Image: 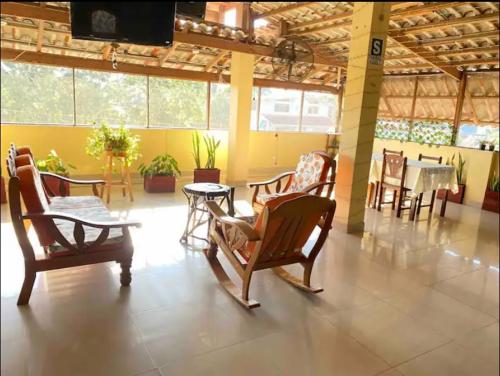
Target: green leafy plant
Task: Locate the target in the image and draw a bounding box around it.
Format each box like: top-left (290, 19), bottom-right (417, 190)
top-left (450, 153), bottom-right (466, 185)
top-left (35, 149), bottom-right (75, 176)
top-left (191, 131), bottom-right (221, 169)
top-left (488, 171), bottom-right (500, 192)
top-left (85, 122), bottom-right (140, 166)
top-left (138, 154), bottom-right (181, 177)
top-left (203, 134), bottom-right (221, 169)
top-left (192, 131), bottom-right (202, 169)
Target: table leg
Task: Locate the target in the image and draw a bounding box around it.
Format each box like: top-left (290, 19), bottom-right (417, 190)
top-left (440, 189), bottom-right (449, 217)
top-left (228, 187), bottom-right (235, 217)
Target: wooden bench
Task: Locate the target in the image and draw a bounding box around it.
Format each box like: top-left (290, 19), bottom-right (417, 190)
top-left (6, 145), bottom-right (141, 305)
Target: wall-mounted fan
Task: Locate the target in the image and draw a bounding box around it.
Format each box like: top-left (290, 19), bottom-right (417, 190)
top-left (271, 36), bottom-right (314, 82)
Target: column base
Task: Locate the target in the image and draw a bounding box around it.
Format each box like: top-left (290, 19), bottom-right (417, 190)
top-left (332, 219), bottom-right (365, 234)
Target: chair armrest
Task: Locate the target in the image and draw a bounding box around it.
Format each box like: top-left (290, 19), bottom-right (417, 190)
top-left (205, 201), bottom-right (260, 241)
top-left (304, 181), bottom-right (335, 194)
top-left (23, 211), bottom-right (142, 229)
top-left (248, 171), bottom-right (295, 188)
top-left (40, 172), bottom-right (105, 185)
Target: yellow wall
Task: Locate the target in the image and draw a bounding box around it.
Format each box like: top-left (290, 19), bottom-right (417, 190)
top-left (373, 139), bottom-right (498, 207)
top-left (0, 124), bottom-right (326, 181)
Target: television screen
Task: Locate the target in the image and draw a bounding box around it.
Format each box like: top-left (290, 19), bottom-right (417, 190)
top-left (70, 2), bottom-right (176, 46)
top-left (176, 2), bottom-right (206, 20)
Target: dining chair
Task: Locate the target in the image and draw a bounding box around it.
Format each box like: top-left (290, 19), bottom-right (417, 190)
top-left (416, 153), bottom-right (443, 217)
top-left (377, 154), bottom-right (416, 218)
top-left (372, 148), bottom-right (404, 208)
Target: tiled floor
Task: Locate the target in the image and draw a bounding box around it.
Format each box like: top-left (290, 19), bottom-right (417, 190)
top-left (1, 187), bottom-right (498, 376)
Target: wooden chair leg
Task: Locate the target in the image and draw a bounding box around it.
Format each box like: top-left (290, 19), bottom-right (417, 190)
top-left (396, 189), bottom-right (404, 218)
top-left (272, 266), bottom-right (323, 294)
top-left (391, 190), bottom-right (397, 210)
top-left (416, 193), bottom-right (423, 215)
top-left (119, 259), bottom-right (132, 286)
top-left (17, 270), bottom-right (36, 305)
top-left (429, 190), bottom-right (436, 214)
top-left (203, 249), bottom-right (260, 309)
top-left (377, 185), bottom-right (384, 211)
top-left (409, 197), bottom-right (417, 221)
top-left (372, 182), bottom-right (379, 209)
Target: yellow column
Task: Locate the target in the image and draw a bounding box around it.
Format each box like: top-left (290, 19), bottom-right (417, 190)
top-left (226, 52), bottom-right (254, 186)
top-left (334, 2), bottom-right (391, 233)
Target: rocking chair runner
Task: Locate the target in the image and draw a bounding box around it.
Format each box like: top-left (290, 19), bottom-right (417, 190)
top-left (204, 191), bottom-right (336, 309)
top-left (249, 151), bottom-right (335, 213)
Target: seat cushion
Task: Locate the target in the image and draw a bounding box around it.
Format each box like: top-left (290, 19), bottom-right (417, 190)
top-left (48, 199), bottom-right (124, 256)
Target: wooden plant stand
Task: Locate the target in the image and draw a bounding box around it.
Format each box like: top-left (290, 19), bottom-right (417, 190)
top-left (101, 151), bottom-right (134, 204)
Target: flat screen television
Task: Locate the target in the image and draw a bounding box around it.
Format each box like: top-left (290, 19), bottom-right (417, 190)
top-left (176, 2), bottom-right (206, 20)
top-left (70, 2), bottom-right (177, 46)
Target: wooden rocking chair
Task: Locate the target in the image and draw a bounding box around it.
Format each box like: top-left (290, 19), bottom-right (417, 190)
top-left (249, 151), bottom-right (335, 213)
top-left (204, 192), bottom-right (336, 309)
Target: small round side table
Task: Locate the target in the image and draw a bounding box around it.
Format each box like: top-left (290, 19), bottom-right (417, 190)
top-left (180, 183), bottom-right (235, 244)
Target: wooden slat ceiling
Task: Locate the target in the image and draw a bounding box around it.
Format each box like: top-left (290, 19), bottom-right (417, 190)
top-left (0, 2), bottom-right (499, 88)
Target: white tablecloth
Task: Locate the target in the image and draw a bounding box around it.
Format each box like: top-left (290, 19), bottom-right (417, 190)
top-left (370, 153), bottom-right (458, 195)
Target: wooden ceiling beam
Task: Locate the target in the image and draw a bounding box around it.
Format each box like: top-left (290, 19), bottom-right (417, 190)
top-left (205, 50), bottom-right (227, 71)
top-left (388, 32), bottom-right (462, 80)
top-left (0, 48), bottom-right (337, 93)
top-left (253, 2), bottom-right (319, 20)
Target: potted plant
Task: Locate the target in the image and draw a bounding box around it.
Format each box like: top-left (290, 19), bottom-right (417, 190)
top-left (35, 149), bottom-right (76, 196)
top-left (1, 175), bottom-right (6, 204)
top-left (86, 122), bottom-right (140, 167)
top-left (482, 172), bottom-right (500, 213)
top-left (138, 154), bottom-right (181, 193)
top-left (479, 139), bottom-right (488, 150)
top-left (192, 131), bottom-right (221, 183)
top-left (437, 153), bottom-right (466, 204)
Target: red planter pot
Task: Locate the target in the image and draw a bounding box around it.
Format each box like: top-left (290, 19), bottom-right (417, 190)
top-left (482, 188), bottom-right (500, 213)
top-left (43, 175), bottom-right (70, 197)
top-left (1, 176), bottom-right (7, 204)
top-left (193, 168), bottom-right (220, 184)
top-left (143, 175), bottom-right (176, 193)
top-left (437, 184), bottom-right (466, 204)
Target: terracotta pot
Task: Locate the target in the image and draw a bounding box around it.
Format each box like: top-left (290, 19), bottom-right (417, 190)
top-left (143, 175), bottom-right (176, 193)
top-left (43, 175), bottom-right (70, 197)
top-left (1, 176), bottom-right (7, 204)
top-left (482, 188), bottom-right (500, 213)
top-left (193, 168), bottom-right (220, 184)
top-left (437, 184), bottom-right (465, 204)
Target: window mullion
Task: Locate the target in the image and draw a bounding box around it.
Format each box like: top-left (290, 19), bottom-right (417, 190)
top-left (298, 90), bottom-right (305, 132)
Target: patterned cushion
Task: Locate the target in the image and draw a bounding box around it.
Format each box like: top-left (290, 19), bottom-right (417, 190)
top-left (255, 192), bottom-right (292, 206)
top-left (289, 153), bottom-right (327, 192)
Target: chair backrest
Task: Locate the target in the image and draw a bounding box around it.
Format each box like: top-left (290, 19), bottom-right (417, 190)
top-left (15, 164), bottom-right (55, 246)
top-left (383, 148), bottom-right (403, 156)
top-left (289, 151), bottom-right (334, 192)
top-left (381, 154), bottom-right (408, 188)
top-left (250, 193), bottom-right (335, 264)
top-left (418, 153), bottom-right (442, 164)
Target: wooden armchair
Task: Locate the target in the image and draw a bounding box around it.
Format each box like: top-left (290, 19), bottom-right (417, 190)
top-left (8, 163), bottom-right (141, 305)
top-left (204, 192), bottom-right (336, 309)
top-left (8, 144), bottom-right (104, 197)
top-left (249, 151), bottom-right (335, 213)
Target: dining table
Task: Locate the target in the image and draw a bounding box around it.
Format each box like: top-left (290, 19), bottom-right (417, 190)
top-left (368, 152), bottom-right (458, 219)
